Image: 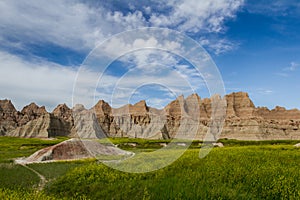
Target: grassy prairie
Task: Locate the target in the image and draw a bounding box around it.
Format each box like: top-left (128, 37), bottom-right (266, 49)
top-left (0, 137), bottom-right (72, 191)
top-left (46, 145), bottom-right (300, 200)
top-left (28, 160), bottom-right (94, 180)
top-left (0, 136), bottom-right (67, 163)
top-left (0, 163), bottom-right (40, 189)
top-left (1, 137), bottom-right (300, 199)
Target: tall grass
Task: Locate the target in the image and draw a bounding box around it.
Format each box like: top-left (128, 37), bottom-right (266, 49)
top-left (0, 137), bottom-right (67, 163)
top-left (1, 137), bottom-right (300, 199)
top-left (0, 188), bottom-right (88, 200)
top-left (0, 163), bottom-right (40, 189)
top-left (47, 145), bottom-right (300, 199)
top-left (28, 160), bottom-right (94, 180)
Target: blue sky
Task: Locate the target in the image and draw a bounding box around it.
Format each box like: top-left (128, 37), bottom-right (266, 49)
top-left (0, 0), bottom-right (299, 110)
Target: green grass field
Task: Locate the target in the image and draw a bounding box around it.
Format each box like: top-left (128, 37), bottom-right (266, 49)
top-left (1, 137), bottom-right (300, 199)
top-left (0, 137), bottom-right (67, 163)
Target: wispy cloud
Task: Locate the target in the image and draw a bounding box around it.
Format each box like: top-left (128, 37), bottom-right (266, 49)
top-left (257, 89), bottom-right (273, 95)
top-left (0, 0), bottom-right (244, 55)
top-left (0, 49), bottom-right (208, 110)
top-left (284, 62), bottom-right (299, 71)
top-left (245, 0), bottom-right (300, 16)
top-left (276, 61), bottom-right (299, 77)
top-left (149, 0), bottom-right (244, 33)
top-left (199, 37), bottom-right (240, 55)
top-left (0, 0), bottom-right (146, 52)
top-left (0, 0), bottom-right (243, 109)
top-left (0, 50), bottom-right (77, 110)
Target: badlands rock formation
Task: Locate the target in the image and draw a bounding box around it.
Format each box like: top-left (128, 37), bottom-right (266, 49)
top-left (15, 138), bottom-right (132, 164)
top-left (1, 92), bottom-right (300, 140)
top-left (0, 101), bottom-right (74, 138)
top-left (73, 104), bottom-right (106, 139)
top-left (221, 92), bottom-right (300, 140)
top-left (0, 100), bottom-right (18, 135)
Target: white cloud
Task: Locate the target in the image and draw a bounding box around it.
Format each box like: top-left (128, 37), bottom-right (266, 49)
top-left (257, 89), bottom-right (273, 95)
top-left (0, 38), bottom-right (211, 111)
top-left (149, 0), bottom-right (244, 33)
top-left (143, 6), bottom-right (152, 15)
top-left (94, 67), bottom-right (204, 108)
top-left (199, 37), bottom-right (239, 55)
top-left (0, 0), bottom-right (147, 51)
top-left (128, 50), bottom-right (179, 71)
top-left (0, 0), bottom-right (243, 54)
top-left (106, 10), bottom-right (146, 29)
top-left (0, 1), bottom-right (239, 109)
top-left (245, 0), bottom-right (300, 16)
top-left (0, 50), bottom-right (77, 111)
top-left (98, 35), bottom-right (183, 60)
top-left (284, 62), bottom-right (299, 71)
top-left (0, 50), bottom-right (122, 111)
top-left (276, 62), bottom-right (299, 77)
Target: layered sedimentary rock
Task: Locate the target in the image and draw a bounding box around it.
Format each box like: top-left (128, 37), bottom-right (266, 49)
top-left (225, 92), bottom-right (255, 118)
top-left (0, 100), bottom-right (51, 136)
top-left (93, 100), bottom-right (123, 137)
top-left (8, 113), bottom-right (73, 138)
top-left (18, 103), bottom-right (47, 126)
top-left (1, 91), bottom-right (300, 140)
top-left (221, 92), bottom-right (300, 140)
top-left (52, 104), bottom-right (73, 122)
top-left (0, 101), bottom-right (74, 138)
top-left (52, 103), bottom-right (75, 137)
top-left (0, 100), bottom-right (18, 135)
top-left (111, 100), bottom-right (166, 139)
top-left (73, 104), bottom-right (106, 139)
top-left (15, 138), bottom-right (132, 164)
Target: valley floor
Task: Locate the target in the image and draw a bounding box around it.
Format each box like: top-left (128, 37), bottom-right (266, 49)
top-left (1, 137), bottom-right (300, 199)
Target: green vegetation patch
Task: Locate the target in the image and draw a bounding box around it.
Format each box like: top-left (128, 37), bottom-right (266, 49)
top-left (46, 145), bottom-right (300, 200)
top-left (2, 136), bottom-right (300, 199)
top-left (0, 188), bottom-right (87, 200)
top-left (0, 163), bottom-right (40, 189)
top-left (0, 137), bottom-right (68, 163)
top-left (28, 159), bottom-right (94, 180)
top-left (218, 138), bottom-right (300, 146)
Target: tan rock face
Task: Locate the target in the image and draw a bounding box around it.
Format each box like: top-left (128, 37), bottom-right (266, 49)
top-left (0, 99), bottom-right (17, 115)
top-left (129, 100), bottom-right (149, 115)
top-left (52, 104), bottom-right (74, 137)
top-left (16, 138), bottom-right (132, 164)
top-left (9, 114), bottom-right (51, 138)
top-left (256, 106), bottom-right (300, 120)
top-left (0, 100), bottom-right (49, 135)
top-left (21, 103), bottom-right (47, 116)
top-left (52, 104), bottom-right (73, 122)
top-left (18, 103), bottom-right (47, 126)
top-left (8, 113), bottom-right (74, 138)
top-left (1, 91), bottom-right (300, 140)
top-left (225, 92), bottom-right (255, 118)
top-left (94, 100), bottom-right (111, 116)
top-left (111, 100), bottom-right (165, 139)
top-left (73, 104), bottom-right (106, 139)
top-left (2, 102), bottom-right (74, 138)
top-left (219, 92), bottom-right (300, 140)
top-left (93, 100), bottom-right (116, 136)
top-left (163, 96), bottom-right (184, 138)
top-left (0, 99), bottom-right (18, 135)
